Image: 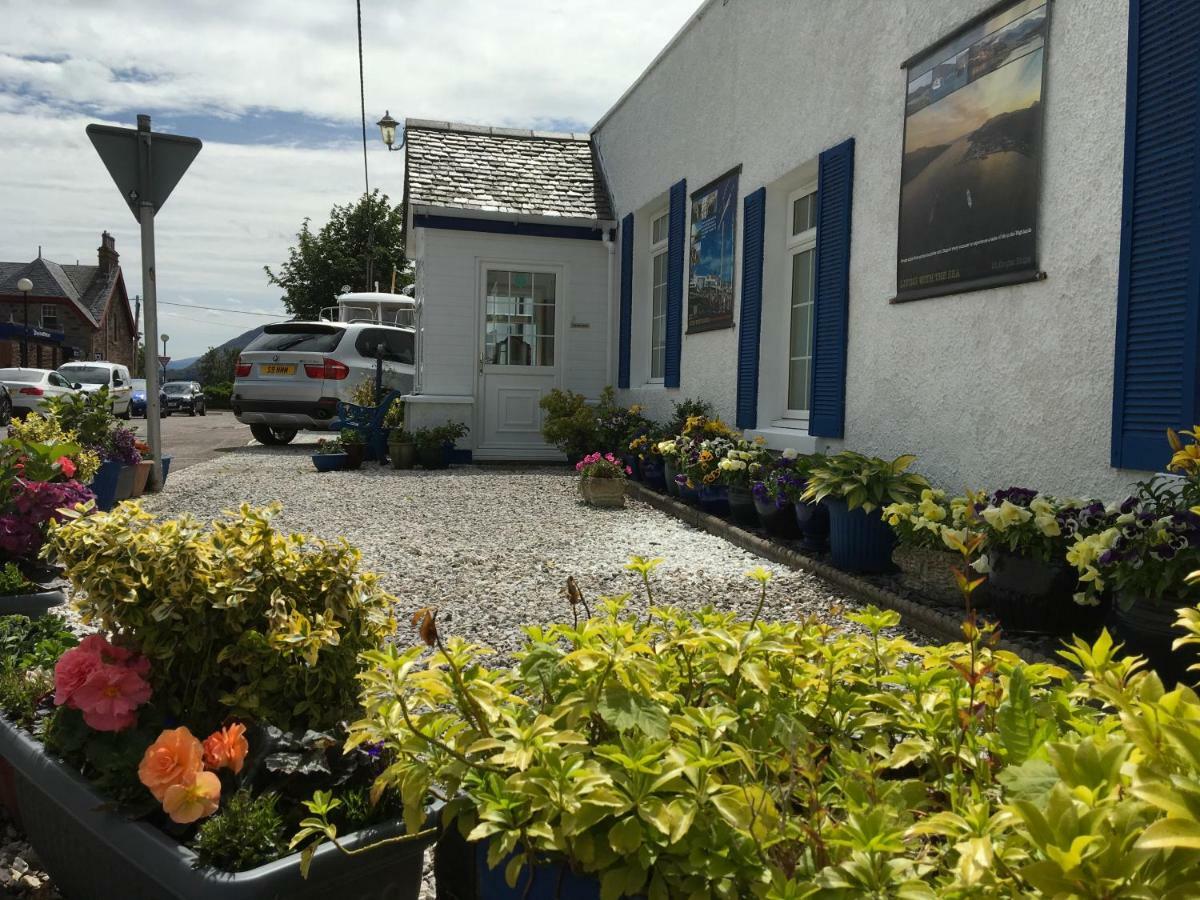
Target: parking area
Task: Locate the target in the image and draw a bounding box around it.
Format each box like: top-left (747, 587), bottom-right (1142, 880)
top-left (127, 409), bottom-right (253, 472)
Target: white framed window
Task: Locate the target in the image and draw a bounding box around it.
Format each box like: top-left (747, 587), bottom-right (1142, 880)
top-left (785, 184), bottom-right (817, 420)
top-left (41, 305), bottom-right (59, 329)
top-left (648, 210), bottom-right (669, 382)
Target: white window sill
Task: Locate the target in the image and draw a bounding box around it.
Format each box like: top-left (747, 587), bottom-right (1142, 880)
top-left (745, 424), bottom-right (820, 455)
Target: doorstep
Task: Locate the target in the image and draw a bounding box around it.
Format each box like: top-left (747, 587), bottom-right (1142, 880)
top-left (625, 481), bottom-right (1054, 664)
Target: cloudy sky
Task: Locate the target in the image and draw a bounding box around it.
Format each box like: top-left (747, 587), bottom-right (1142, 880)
top-left (0, 0), bottom-right (697, 360)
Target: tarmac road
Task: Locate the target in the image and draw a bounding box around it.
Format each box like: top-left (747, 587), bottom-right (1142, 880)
top-left (127, 408), bottom-right (252, 472)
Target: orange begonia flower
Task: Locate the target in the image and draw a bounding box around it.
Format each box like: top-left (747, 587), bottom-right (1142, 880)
top-left (203, 722), bottom-right (249, 775)
top-left (138, 727), bottom-right (204, 802)
top-left (162, 770), bottom-right (221, 824)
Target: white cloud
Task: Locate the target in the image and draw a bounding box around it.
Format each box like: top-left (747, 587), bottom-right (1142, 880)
top-left (0, 0), bottom-right (700, 357)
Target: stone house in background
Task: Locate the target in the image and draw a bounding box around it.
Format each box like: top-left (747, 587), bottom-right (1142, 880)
top-left (0, 232), bottom-right (137, 370)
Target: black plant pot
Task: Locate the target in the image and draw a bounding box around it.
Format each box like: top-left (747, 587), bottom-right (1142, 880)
top-left (793, 501), bottom-right (830, 552)
top-left (727, 487), bottom-right (759, 529)
top-left (753, 495), bottom-right (801, 539)
top-left (988, 549), bottom-right (1103, 636)
top-left (1111, 594), bottom-right (1199, 686)
top-left (343, 443), bottom-right (365, 470)
top-left (419, 443), bottom-right (451, 470)
top-left (698, 485), bottom-right (729, 517)
top-left (825, 498), bottom-right (895, 574)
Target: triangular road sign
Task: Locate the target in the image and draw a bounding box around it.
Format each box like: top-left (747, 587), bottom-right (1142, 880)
top-left (87, 123), bottom-right (202, 223)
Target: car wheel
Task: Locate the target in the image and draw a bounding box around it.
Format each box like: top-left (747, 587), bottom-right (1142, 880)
top-left (199, 404), bottom-right (206, 416)
top-left (116, 404), bottom-right (131, 420)
top-left (250, 424), bottom-right (298, 446)
top-left (189, 405), bottom-right (196, 417)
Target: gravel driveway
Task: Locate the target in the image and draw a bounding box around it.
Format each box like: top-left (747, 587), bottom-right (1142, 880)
top-left (142, 445), bottom-right (905, 657)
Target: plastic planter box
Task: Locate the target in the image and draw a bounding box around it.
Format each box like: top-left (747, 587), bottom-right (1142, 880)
top-left (0, 588), bottom-right (66, 618)
top-left (0, 716), bottom-right (437, 900)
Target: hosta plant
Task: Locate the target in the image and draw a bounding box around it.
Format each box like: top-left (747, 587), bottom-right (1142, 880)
top-left (296, 558), bottom-right (1200, 898)
top-left (802, 450), bottom-right (930, 513)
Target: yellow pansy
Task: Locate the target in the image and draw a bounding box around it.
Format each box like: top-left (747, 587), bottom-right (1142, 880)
top-left (980, 501), bottom-right (1032, 532)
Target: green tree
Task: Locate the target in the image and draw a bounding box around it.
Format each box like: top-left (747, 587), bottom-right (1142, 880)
top-left (196, 345), bottom-right (240, 386)
top-left (264, 190), bottom-right (409, 321)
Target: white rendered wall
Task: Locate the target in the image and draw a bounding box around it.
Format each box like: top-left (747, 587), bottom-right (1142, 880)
top-left (412, 225), bottom-right (611, 450)
top-left (594, 0), bottom-right (1139, 500)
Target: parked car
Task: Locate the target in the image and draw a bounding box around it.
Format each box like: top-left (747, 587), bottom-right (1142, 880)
top-left (233, 321), bottom-right (413, 445)
top-left (0, 368), bottom-right (78, 418)
top-left (57, 362), bottom-right (133, 419)
top-left (162, 381), bottom-right (206, 417)
top-left (128, 379), bottom-right (168, 418)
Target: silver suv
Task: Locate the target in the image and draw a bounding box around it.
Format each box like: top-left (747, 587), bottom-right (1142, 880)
top-left (232, 321), bottom-right (414, 445)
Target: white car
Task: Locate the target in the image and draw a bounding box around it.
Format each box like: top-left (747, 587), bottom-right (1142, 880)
top-left (0, 368), bottom-right (79, 417)
top-left (233, 321), bottom-right (414, 445)
top-left (57, 362), bottom-right (133, 419)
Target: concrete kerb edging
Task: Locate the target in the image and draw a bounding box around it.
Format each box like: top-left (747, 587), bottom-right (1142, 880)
top-left (626, 481), bottom-right (1054, 665)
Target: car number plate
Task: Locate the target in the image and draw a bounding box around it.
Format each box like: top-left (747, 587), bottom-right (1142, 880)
top-left (260, 364), bottom-right (295, 375)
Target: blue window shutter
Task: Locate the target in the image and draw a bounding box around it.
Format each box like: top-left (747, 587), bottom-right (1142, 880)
top-left (664, 179), bottom-right (687, 389)
top-left (1111, 1), bottom-right (1200, 471)
top-left (809, 138), bottom-right (855, 439)
top-left (617, 214), bottom-right (634, 389)
top-left (736, 187), bottom-right (766, 429)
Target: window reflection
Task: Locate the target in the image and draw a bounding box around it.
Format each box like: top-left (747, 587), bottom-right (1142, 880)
top-left (485, 270), bottom-right (556, 367)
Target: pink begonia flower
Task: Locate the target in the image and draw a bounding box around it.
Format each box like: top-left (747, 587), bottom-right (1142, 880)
top-left (625, 466), bottom-right (633, 475)
top-left (53, 642), bottom-right (104, 707)
top-left (56, 456), bottom-right (76, 478)
top-left (70, 664), bottom-right (153, 732)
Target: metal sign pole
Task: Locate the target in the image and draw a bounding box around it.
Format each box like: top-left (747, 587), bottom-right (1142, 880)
top-left (137, 116), bottom-right (164, 490)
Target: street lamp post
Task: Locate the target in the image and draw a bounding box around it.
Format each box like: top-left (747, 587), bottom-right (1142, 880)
top-left (16, 278), bottom-right (32, 367)
top-left (377, 111), bottom-right (403, 151)
top-left (161, 334), bottom-right (169, 382)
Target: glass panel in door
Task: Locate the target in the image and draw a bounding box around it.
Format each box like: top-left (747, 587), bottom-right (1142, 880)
top-left (484, 270), bottom-right (556, 367)
top-left (787, 249), bottom-right (815, 412)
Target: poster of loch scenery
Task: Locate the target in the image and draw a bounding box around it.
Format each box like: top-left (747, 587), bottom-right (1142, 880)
top-left (897, 0), bottom-right (1048, 301)
top-left (688, 168), bottom-right (739, 332)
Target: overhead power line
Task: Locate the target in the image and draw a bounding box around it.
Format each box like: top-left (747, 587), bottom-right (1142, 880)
top-left (157, 300), bottom-right (284, 318)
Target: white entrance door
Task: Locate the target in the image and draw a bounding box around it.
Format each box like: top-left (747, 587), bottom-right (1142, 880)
top-left (478, 267), bottom-right (560, 455)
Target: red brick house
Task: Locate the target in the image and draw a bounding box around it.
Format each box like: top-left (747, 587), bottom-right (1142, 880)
top-left (0, 232), bottom-right (137, 369)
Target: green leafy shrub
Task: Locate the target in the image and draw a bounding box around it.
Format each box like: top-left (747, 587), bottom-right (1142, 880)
top-left (294, 559), bottom-right (1200, 898)
top-left (203, 382), bottom-right (233, 410)
top-left (0, 613), bottom-right (77, 729)
top-left (667, 397), bottom-right (714, 436)
top-left (414, 421), bottom-right (468, 450)
top-left (803, 450), bottom-right (930, 512)
top-left (43, 388), bottom-right (116, 448)
top-left (44, 503), bottom-right (396, 733)
top-left (539, 388), bottom-right (598, 461)
top-left (0, 562), bottom-right (30, 596)
top-left (193, 790), bottom-right (286, 872)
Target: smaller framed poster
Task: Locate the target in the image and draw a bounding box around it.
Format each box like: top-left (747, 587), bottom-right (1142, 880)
top-left (687, 167), bottom-right (740, 332)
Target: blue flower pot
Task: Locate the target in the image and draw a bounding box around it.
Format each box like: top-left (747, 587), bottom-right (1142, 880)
top-left (663, 458), bottom-right (680, 497)
top-left (794, 500), bottom-right (830, 552)
top-left (754, 494), bottom-right (801, 538)
top-left (698, 484), bottom-right (729, 517)
top-left (87, 460), bottom-right (124, 512)
top-left (311, 452), bottom-right (348, 472)
top-left (825, 498), bottom-right (896, 573)
top-left (676, 477), bottom-right (699, 504)
top-left (640, 459), bottom-right (667, 493)
top-left (727, 486), bottom-right (759, 528)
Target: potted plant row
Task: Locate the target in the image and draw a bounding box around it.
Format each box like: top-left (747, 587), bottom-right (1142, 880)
top-left (413, 421), bottom-right (469, 470)
top-left (0, 503), bottom-right (438, 899)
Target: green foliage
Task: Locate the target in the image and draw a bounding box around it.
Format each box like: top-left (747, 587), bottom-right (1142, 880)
top-left (44, 503), bottom-right (396, 733)
top-left (414, 421), bottom-right (468, 449)
top-left (203, 382), bottom-right (233, 410)
top-left (196, 346), bottom-right (241, 387)
top-left (0, 666), bottom-right (52, 730)
top-left (350, 380), bottom-right (405, 429)
top-left (322, 558), bottom-right (1200, 898)
top-left (0, 562), bottom-right (30, 596)
top-left (339, 427), bottom-right (365, 447)
top-left (265, 190), bottom-right (409, 321)
top-left (43, 388), bottom-right (116, 449)
top-left (5, 417), bottom-right (101, 482)
top-left (803, 450), bottom-right (931, 513)
top-left (193, 790), bottom-right (287, 872)
top-left (539, 388), bottom-right (599, 460)
top-left (667, 397), bottom-right (714, 436)
top-left (0, 613), bottom-right (78, 671)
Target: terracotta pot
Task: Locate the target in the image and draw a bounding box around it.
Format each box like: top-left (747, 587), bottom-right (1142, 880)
top-left (579, 476), bottom-right (626, 508)
top-left (130, 461), bottom-right (153, 497)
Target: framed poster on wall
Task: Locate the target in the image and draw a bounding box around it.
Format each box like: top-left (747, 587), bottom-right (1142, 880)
top-left (687, 167), bottom-right (740, 332)
top-left (896, 0), bottom-right (1049, 302)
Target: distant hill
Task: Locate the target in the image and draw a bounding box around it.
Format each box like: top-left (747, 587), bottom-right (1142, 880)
top-left (166, 325), bottom-right (266, 381)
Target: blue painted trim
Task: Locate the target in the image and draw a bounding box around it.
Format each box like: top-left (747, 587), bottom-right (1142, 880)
top-left (0, 323), bottom-right (64, 343)
top-left (413, 214), bottom-right (605, 242)
top-left (736, 187), bottom-right (766, 430)
top-left (617, 213), bottom-right (634, 390)
top-left (1111, 1), bottom-right (1142, 470)
top-left (664, 179), bottom-right (687, 389)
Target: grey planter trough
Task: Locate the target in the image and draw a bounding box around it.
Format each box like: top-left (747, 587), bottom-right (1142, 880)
top-left (0, 588), bottom-right (66, 619)
top-left (0, 715), bottom-right (437, 900)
